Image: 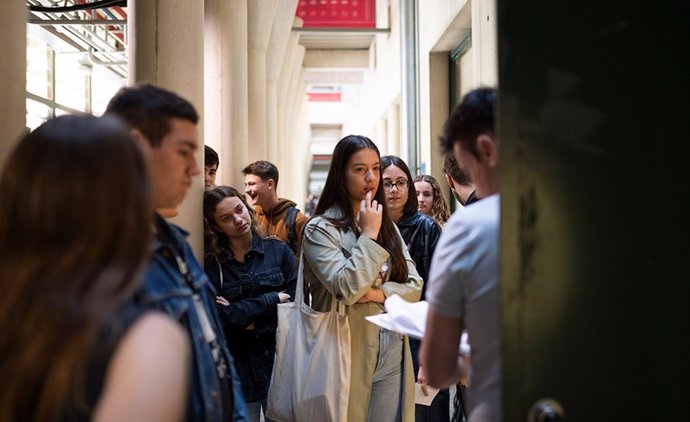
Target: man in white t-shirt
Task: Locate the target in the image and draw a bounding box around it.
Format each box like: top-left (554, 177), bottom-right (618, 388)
top-left (421, 87), bottom-right (501, 422)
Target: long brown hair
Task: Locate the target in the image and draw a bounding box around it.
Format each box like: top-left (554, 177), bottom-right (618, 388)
top-left (314, 135), bottom-right (408, 282)
top-left (203, 185), bottom-right (257, 259)
top-left (0, 115), bottom-right (152, 421)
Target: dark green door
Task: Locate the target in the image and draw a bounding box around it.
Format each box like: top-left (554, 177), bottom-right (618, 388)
top-left (497, 1), bottom-right (690, 420)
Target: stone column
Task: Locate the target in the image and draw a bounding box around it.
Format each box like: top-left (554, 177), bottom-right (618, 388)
top-left (247, 0), bottom-right (278, 162)
top-left (276, 28), bottom-right (302, 171)
top-left (266, 0), bottom-right (298, 164)
top-left (129, 0), bottom-right (205, 258)
top-left (0, 2), bottom-right (26, 171)
top-left (205, 0), bottom-right (249, 189)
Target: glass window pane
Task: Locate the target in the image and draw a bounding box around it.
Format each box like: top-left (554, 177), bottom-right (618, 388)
top-left (54, 52), bottom-right (87, 112)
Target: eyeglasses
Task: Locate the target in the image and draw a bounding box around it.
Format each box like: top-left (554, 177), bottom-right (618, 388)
top-left (383, 179), bottom-right (409, 191)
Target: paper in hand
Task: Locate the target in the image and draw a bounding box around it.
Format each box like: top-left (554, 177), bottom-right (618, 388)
top-left (365, 295), bottom-right (472, 356)
top-left (364, 295), bottom-right (428, 339)
top-left (414, 383), bottom-right (440, 406)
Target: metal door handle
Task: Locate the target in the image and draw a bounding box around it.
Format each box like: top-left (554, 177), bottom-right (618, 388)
top-left (528, 398), bottom-right (565, 422)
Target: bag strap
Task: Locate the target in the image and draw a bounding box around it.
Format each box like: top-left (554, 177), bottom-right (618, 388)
top-left (285, 206), bottom-right (299, 254)
top-left (294, 250), bottom-right (306, 305)
top-left (295, 250), bottom-right (344, 316)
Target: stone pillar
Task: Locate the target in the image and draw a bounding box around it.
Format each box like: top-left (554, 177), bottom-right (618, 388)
top-left (0, 2), bottom-right (26, 171)
top-left (247, 0), bottom-right (278, 162)
top-left (276, 27), bottom-right (302, 172)
top-left (267, 0), bottom-right (298, 164)
top-left (282, 64), bottom-right (306, 204)
top-left (205, 0), bottom-right (249, 189)
top-left (129, 0), bottom-right (205, 258)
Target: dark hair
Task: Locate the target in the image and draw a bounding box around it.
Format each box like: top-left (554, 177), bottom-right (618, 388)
top-left (0, 114), bottom-right (151, 421)
top-left (442, 152), bottom-right (472, 186)
top-left (205, 145), bottom-right (219, 168)
top-left (105, 83), bottom-right (198, 147)
top-left (413, 174), bottom-right (450, 226)
top-left (203, 185), bottom-right (257, 258)
top-left (380, 155), bottom-right (418, 218)
top-left (440, 87), bottom-right (497, 155)
top-left (314, 135), bottom-right (408, 282)
top-left (242, 160), bottom-right (279, 186)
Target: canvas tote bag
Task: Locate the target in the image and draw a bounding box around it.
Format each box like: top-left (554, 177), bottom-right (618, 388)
top-left (266, 252), bottom-right (351, 422)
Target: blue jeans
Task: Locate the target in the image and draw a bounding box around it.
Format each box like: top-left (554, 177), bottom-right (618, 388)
top-left (367, 329), bottom-right (404, 422)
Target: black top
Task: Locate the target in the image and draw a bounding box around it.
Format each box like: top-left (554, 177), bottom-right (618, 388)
top-left (63, 299), bottom-right (146, 421)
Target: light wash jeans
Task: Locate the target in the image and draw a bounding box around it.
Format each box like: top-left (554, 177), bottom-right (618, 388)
top-left (367, 328), bottom-right (404, 422)
top-left (246, 399), bottom-right (275, 422)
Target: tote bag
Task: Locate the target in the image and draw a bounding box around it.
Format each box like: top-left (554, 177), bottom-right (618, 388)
top-left (266, 252), bottom-right (351, 422)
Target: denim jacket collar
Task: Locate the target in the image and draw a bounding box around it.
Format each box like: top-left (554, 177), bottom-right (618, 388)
top-left (220, 231), bottom-right (266, 263)
top-left (150, 213), bottom-right (209, 293)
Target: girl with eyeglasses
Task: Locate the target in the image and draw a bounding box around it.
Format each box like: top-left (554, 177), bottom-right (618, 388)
top-left (381, 155), bottom-right (450, 422)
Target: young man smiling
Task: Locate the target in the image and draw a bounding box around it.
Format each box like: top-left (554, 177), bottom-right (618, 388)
top-left (242, 160), bottom-right (309, 256)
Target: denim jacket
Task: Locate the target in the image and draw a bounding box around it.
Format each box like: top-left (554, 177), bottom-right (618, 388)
top-left (204, 234), bottom-right (298, 403)
top-left (138, 215), bottom-right (248, 422)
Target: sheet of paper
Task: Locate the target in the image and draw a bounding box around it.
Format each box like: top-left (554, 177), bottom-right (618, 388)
top-left (384, 295), bottom-right (428, 339)
top-left (414, 383), bottom-right (440, 406)
top-left (364, 313), bottom-right (396, 332)
top-left (365, 295), bottom-right (472, 355)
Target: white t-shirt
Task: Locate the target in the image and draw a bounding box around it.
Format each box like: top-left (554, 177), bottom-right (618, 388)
top-left (426, 194), bottom-right (501, 422)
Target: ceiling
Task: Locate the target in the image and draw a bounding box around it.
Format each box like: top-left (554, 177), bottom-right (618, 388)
top-left (27, 0), bottom-right (128, 78)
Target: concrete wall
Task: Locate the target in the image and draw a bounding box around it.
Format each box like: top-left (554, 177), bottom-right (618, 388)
top-left (343, 0), bottom-right (497, 181)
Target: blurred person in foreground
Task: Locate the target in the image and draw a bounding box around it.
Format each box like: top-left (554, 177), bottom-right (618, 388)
top-left (421, 87), bottom-right (501, 422)
top-left (442, 152), bottom-right (478, 207)
top-left (0, 114), bottom-right (190, 422)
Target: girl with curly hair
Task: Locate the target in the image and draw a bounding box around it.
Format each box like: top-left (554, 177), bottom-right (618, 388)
top-left (413, 174), bottom-right (450, 228)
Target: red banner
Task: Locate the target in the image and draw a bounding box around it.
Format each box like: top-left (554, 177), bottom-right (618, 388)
top-left (296, 0), bottom-right (376, 28)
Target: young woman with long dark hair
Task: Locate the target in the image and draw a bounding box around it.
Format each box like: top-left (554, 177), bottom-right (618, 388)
top-left (301, 135), bottom-right (423, 422)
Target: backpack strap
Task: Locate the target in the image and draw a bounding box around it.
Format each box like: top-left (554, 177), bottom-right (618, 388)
top-left (285, 206), bottom-right (299, 254)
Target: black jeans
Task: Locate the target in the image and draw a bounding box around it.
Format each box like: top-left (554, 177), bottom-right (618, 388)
top-left (415, 388), bottom-right (450, 422)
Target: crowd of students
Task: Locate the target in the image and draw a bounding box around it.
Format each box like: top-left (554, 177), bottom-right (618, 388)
top-left (0, 83), bottom-right (500, 422)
